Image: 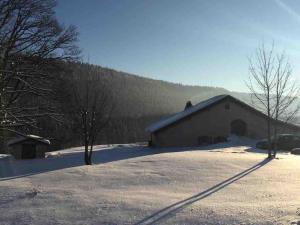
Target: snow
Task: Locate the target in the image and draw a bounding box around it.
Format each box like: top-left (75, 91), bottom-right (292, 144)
top-left (0, 139), bottom-right (300, 225)
top-left (0, 154), bottom-right (11, 159)
top-left (146, 95), bottom-right (228, 133)
top-left (7, 134), bottom-right (50, 146)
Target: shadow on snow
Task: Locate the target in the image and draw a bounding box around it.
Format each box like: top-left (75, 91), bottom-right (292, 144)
top-left (0, 141), bottom-right (261, 181)
top-left (0, 145), bottom-right (154, 180)
top-left (0, 143), bottom-right (272, 224)
top-left (134, 158), bottom-right (271, 225)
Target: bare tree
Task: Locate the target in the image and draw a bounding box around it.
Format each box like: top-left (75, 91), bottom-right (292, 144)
top-left (247, 43), bottom-right (299, 158)
top-left (0, 0), bottom-right (79, 144)
top-left (67, 68), bottom-right (114, 165)
top-left (272, 53), bottom-right (300, 157)
top-left (247, 43), bottom-right (275, 158)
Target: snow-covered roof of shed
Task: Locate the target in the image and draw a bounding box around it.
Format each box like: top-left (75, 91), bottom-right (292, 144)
top-left (146, 95), bottom-right (228, 133)
top-left (7, 134), bottom-right (51, 146)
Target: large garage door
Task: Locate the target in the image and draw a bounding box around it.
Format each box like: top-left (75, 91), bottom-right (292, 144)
top-left (231, 119), bottom-right (247, 136)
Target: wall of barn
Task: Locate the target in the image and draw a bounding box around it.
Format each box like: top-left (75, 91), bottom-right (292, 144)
top-left (152, 99), bottom-right (300, 147)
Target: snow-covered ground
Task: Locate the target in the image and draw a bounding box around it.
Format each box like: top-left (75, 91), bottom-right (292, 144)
top-left (0, 138), bottom-right (300, 225)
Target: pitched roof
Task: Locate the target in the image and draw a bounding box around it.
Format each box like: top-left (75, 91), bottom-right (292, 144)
top-left (146, 95), bottom-right (228, 133)
top-left (7, 134), bottom-right (50, 146)
top-left (146, 94), bottom-right (300, 133)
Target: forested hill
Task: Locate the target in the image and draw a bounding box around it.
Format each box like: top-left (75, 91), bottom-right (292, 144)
top-left (48, 62), bottom-right (253, 148)
top-left (56, 63), bottom-right (298, 147)
top-left (72, 63), bottom-right (237, 117)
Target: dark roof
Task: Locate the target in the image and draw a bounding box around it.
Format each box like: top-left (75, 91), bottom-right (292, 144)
top-left (7, 134), bottom-right (50, 146)
top-left (146, 95), bottom-right (228, 133)
top-left (146, 94), bottom-right (300, 133)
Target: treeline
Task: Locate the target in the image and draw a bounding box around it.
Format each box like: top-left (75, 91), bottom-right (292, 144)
top-left (0, 0), bottom-right (254, 151)
top-left (6, 59), bottom-right (300, 151)
top-left (33, 62), bottom-right (234, 150)
top-left (2, 0), bottom-right (300, 156)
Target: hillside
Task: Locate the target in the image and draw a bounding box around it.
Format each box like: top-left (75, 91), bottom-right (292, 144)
top-left (39, 63), bottom-right (299, 148)
top-left (70, 63), bottom-right (234, 117)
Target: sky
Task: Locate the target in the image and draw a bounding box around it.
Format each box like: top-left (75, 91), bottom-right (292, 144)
top-left (56, 0), bottom-right (300, 92)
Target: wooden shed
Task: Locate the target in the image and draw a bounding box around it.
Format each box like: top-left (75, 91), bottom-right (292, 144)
top-left (7, 134), bottom-right (50, 159)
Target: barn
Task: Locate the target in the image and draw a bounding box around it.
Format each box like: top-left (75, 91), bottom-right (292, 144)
top-left (146, 95), bottom-right (300, 147)
top-left (7, 134), bottom-right (50, 159)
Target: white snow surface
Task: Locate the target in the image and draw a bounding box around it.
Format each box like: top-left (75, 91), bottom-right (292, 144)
top-left (1, 138), bottom-right (300, 225)
top-left (146, 95), bottom-right (227, 132)
top-left (0, 154), bottom-right (11, 159)
top-left (7, 134), bottom-right (50, 146)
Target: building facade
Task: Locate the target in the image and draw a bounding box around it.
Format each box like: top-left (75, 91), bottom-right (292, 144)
top-left (146, 95), bottom-right (300, 147)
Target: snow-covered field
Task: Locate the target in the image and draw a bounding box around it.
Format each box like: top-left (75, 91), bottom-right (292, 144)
top-left (1, 139), bottom-right (300, 225)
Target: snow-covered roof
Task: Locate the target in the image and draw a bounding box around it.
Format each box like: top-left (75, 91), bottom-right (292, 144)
top-left (146, 95), bottom-right (228, 133)
top-left (7, 134), bottom-right (50, 146)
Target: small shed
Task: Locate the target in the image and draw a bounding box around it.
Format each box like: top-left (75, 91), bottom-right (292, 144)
top-left (7, 134), bottom-right (50, 159)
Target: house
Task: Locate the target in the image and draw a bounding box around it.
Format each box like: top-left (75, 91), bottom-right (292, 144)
top-left (7, 134), bottom-right (50, 159)
top-left (146, 95), bottom-right (300, 147)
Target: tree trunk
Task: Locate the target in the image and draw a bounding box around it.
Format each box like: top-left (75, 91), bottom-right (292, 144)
top-left (273, 125), bottom-right (278, 158)
top-left (84, 138), bottom-right (93, 165)
top-left (88, 145), bottom-right (93, 165)
top-left (267, 117), bottom-right (272, 159)
top-left (84, 143), bottom-right (90, 165)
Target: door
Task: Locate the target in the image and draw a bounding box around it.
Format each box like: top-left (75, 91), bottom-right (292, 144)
top-left (21, 144), bottom-right (36, 159)
top-left (230, 119), bottom-right (247, 136)
top-left (292, 136), bottom-right (300, 149)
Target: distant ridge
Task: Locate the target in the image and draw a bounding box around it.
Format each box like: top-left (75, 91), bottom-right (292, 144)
top-left (49, 62), bottom-right (300, 146)
top-left (68, 63), bottom-right (234, 117)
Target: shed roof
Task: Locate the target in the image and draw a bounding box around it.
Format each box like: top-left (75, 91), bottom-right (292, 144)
top-left (7, 134), bottom-right (50, 146)
top-left (146, 94), bottom-right (300, 133)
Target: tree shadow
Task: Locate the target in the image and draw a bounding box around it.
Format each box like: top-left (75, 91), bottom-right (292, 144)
top-left (0, 142), bottom-right (259, 181)
top-left (1, 144), bottom-right (223, 181)
top-left (0, 145), bottom-right (156, 180)
top-left (134, 158), bottom-right (271, 225)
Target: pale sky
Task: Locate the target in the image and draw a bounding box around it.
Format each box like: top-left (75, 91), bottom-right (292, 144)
top-left (56, 0), bottom-right (300, 92)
